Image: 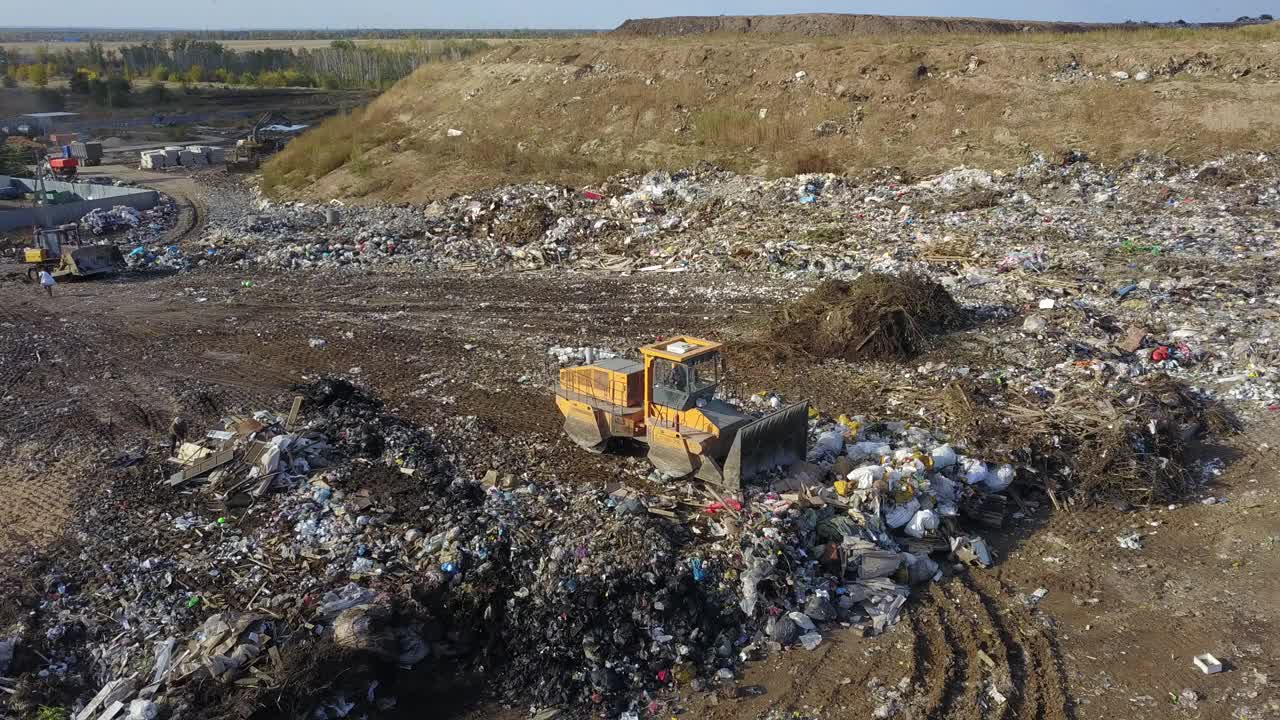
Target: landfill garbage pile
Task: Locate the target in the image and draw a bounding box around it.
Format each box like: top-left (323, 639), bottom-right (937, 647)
top-left (80, 205), bottom-right (143, 235)
top-left (195, 152), bottom-right (1280, 277)
top-left (0, 379), bottom-right (447, 720)
top-left (74, 194), bottom-right (179, 261)
top-left (124, 245), bottom-right (188, 271)
top-left (768, 273), bottom-right (964, 360)
top-left (930, 372), bottom-right (1237, 506)
top-left (185, 152), bottom-right (1280, 417)
top-left (1, 377), bottom-right (1034, 719)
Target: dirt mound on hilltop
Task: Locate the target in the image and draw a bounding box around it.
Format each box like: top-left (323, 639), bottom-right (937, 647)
top-left (770, 274), bottom-right (963, 361)
top-left (613, 13), bottom-right (1127, 38)
top-left (263, 26), bottom-right (1280, 203)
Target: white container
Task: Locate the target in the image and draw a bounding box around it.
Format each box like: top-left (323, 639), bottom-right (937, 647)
top-left (1193, 654), bottom-right (1223, 674)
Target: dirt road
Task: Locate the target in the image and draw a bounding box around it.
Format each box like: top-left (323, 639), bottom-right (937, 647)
top-left (0, 268), bottom-right (1275, 719)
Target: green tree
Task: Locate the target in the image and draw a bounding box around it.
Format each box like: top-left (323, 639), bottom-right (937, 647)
top-left (150, 65), bottom-right (169, 82)
top-left (260, 71), bottom-right (287, 87)
top-left (0, 143), bottom-right (28, 176)
top-left (213, 68), bottom-right (229, 83)
top-left (88, 78), bottom-right (109, 105)
top-left (28, 64), bottom-right (48, 87)
top-left (186, 65), bottom-right (205, 83)
top-left (238, 71), bottom-right (257, 86)
top-left (106, 76), bottom-right (132, 107)
top-left (167, 71), bottom-right (181, 82)
top-left (69, 70), bottom-right (91, 94)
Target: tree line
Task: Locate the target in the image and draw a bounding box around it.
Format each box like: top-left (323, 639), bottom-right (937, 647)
top-left (0, 28), bottom-right (594, 42)
top-left (2, 38), bottom-right (489, 92)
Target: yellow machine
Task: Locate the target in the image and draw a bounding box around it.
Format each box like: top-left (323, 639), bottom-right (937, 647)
top-left (555, 336), bottom-right (809, 489)
top-left (24, 225), bottom-right (124, 281)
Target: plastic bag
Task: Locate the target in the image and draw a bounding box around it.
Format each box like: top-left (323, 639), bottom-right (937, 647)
top-left (930, 444), bottom-right (958, 469)
top-left (811, 429), bottom-right (845, 459)
top-left (848, 441), bottom-right (891, 461)
top-left (884, 498), bottom-right (920, 528)
top-left (960, 457), bottom-right (990, 485)
top-left (904, 553), bottom-right (940, 585)
top-left (905, 509), bottom-right (940, 538)
top-left (848, 464), bottom-right (885, 489)
top-left (927, 473), bottom-right (958, 503)
top-left (986, 464), bottom-right (1015, 492)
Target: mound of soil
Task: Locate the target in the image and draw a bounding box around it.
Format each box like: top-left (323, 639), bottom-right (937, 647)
top-left (613, 13), bottom-right (1131, 38)
top-left (770, 274), bottom-right (963, 361)
top-left (492, 203), bottom-right (553, 245)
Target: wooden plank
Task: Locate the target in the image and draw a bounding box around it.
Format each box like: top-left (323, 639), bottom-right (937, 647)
top-left (286, 395), bottom-right (304, 429)
top-left (167, 446), bottom-right (236, 486)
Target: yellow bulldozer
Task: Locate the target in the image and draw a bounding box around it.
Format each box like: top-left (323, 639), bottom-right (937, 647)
top-left (554, 336), bottom-right (809, 490)
top-left (24, 224), bottom-right (125, 281)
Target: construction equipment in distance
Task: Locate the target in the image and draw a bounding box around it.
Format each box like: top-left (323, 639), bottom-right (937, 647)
top-left (227, 111), bottom-right (291, 172)
top-left (24, 224), bottom-right (124, 281)
top-left (44, 156), bottom-right (79, 180)
top-left (555, 336), bottom-right (809, 490)
top-left (70, 141), bottom-right (103, 167)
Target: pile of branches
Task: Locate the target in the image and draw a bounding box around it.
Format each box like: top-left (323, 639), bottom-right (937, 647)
top-left (937, 374), bottom-right (1236, 506)
top-left (770, 274), bottom-right (964, 361)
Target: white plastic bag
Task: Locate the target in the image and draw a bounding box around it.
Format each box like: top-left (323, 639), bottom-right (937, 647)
top-left (930, 444), bottom-right (957, 469)
top-left (927, 473), bottom-right (958, 503)
top-left (960, 457), bottom-right (990, 485)
top-left (986, 464), bottom-right (1015, 492)
top-left (884, 498), bottom-right (920, 528)
top-left (848, 464), bottom-right (886, 489)
top-left (848, 441), bottom-right (891, 462)
top-left (812, 429), bottom-right (845, 458)
top-left (905, 509), bottom-right (940, 538)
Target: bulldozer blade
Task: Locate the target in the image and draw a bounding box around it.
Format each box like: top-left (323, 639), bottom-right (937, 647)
top-left (564, 411), bottom-right (607, 453)
top-left (694, 455), bottom-right (725, 485)
top-left (721, 402), bottom-right (809, 491)
top-left (647, 438), bottom-right (697, 478)
top-left (58, 245), bottom-right (124, 278)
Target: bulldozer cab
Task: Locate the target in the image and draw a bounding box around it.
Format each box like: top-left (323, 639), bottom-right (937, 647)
top-left (26, 224), bottom-right (80, 265)
top-left (644, 339), bottom-right (723, 412)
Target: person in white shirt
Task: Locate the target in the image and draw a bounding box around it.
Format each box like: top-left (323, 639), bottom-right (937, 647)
top-left (38, 270), bottom-right (56, 298)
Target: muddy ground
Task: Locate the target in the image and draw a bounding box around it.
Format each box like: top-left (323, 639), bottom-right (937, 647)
top-left (0, 260), bottom-right (1276, 719)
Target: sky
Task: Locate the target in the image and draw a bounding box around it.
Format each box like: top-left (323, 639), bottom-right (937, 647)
top-left (12, 1), bottom-right (1275, 30)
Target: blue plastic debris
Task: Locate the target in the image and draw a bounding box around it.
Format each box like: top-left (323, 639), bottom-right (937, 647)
top-left (690, 557), bottom-right (706, 582)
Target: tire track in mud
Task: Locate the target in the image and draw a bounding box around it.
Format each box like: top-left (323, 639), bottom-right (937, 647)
top-left (949, 574), bottom-right (1021, 720)
top-left (935, 581), bottom-right (989, 720)
top-left (962, 572), bottom-right (1074, 720)
top-left (908, 586), bottom-right (956, 715)
top-left (900, 574), bottom-right (1072, 720)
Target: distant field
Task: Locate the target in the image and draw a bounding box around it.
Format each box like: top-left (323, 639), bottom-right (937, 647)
top-left (0, 37), bottom-right (516, 54)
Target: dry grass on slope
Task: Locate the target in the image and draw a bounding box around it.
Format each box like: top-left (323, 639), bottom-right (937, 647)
top-left (263, 23), bottom-right (1280, 202)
